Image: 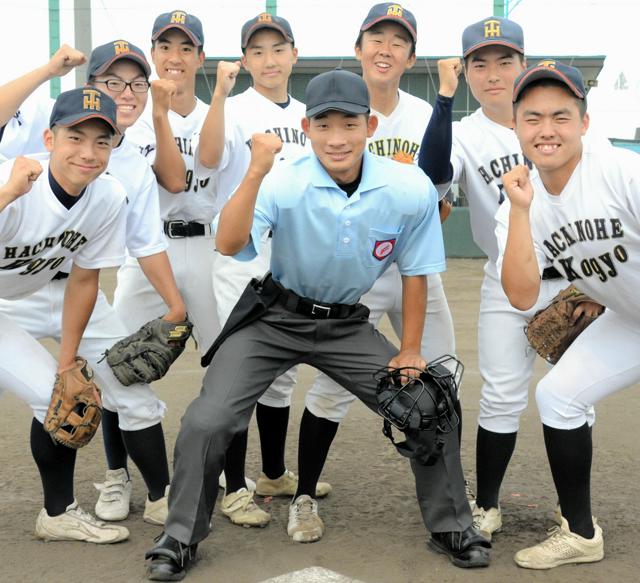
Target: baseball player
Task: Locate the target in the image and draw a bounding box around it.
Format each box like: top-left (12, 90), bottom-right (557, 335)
top-left (298, 2), bottom-right (459, 508)
top-left (145, 68), bottom-right (490, 581)
top-left (0, 41), bottom-right (188, 526)
top-left (495, 61), bottom-right (639, 569)
top-left (193, 12), bottom-right (331, 528)
top-left (0, 88), bottom-right (129, 543)
top-left (0, 45), bottom-right (85, 160)
top-left (418, 17), bottom-right (572, 539)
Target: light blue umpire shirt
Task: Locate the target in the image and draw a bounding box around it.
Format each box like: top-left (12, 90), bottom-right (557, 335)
top-left (218, 149), bottom-right (446, 305)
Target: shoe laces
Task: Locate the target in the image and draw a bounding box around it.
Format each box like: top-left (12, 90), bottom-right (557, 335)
top-left (69, 504), bottom-right (106, 526)
top-left (293, 497), bottom-right (316, 523)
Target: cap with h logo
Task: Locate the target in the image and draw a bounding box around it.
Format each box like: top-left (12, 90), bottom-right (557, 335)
top-left (152, 10), bottom-right (204, 47)
top-left (513, 60), bottom-right (586, 103)
top-left (360, 3), bottom-right (417, 43)
top-left (305, 69), bottom-right (370, 118)
top-left (87, 40), bottom-right (151, 81)
top-left (49, 88), bottom-right (120, 134)
top-left (462, 16), bottom-right (524, 58)
top-left (241, 12), bottom-right (294, 49)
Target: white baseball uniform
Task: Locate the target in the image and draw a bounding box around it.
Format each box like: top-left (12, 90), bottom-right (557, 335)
top-left (0, 139), bottom-right (169, 431)
top-left (495, 144), bottom-right (640, 429)
top-left (306, 89), bottom-right (457, 422)
top-left (0, 154), bottom-right (127, 423)
top-left (194, 87), bottom-right (308, 408)
top-left (115, 97), bottom-right (221, 354)
top-left (0, 95), bottom-right (53, 160)
top-left (444, 107), bottom-right (566, 433)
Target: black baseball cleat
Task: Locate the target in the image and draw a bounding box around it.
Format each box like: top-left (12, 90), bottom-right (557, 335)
top-left (428, 526), bottom-right (491, 568)
top-left (145, 532), bottom-right (198, 581)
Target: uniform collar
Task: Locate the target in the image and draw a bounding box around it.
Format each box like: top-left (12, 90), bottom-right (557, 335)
top-left (309, 150), bottom-right (388, 193)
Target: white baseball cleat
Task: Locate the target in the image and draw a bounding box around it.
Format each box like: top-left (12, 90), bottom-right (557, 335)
top-left (472, 505), bottom-right (502, 541)
top-left (143, 485), bottom-right (170, 526)
top-left (35, 500), bottom-right (129, 543)
top-left (220, 488), bottom-right (271, 528)
top-left (514, 517), bottom-right (604, 569)
top-left (94, 468), bottom-right (132, 521)
top-left (287, 494), bottom-right (324, 543)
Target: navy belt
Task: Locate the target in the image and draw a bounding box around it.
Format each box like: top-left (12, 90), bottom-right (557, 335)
top-left (262, 275), bottom-right (360, 319)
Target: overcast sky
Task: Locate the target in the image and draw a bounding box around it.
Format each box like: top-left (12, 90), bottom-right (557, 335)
top-left (4, 0), bottom-right (639, 138)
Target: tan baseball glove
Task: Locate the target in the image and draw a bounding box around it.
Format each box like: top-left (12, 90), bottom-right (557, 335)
top-left (44, 357), bottom-right (102, 448)
top-left (525, 284), bottom-right (604, 364)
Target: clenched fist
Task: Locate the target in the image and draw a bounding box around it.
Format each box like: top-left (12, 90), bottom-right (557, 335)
top-left (503, 165), bottom-right (534, 210)
top-left (437, 58), bottom-right (463, 98)
top-left (151, 79), bottom-right (178, 115)
top-left (214, 61), bottom-right (241, 98)
top-left (46, 45), bottom-right (86, 79)
top-left (4, 157), bottom-right (42, 200)
top-left (248, 133), bottom-right (283, 177)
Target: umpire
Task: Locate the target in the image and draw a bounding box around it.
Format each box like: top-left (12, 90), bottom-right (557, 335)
top-left (145, 69), bottom-right (490, 580)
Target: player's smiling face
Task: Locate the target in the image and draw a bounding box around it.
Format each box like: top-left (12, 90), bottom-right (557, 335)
top-left (242, 30), bottom-right (298, 96)
top-left (91, 60), bottom-right (149, 132)
top-left (465, 47), bottom-right (526, 111)
top-left (355, 22), bottom-right (416, 88)
top-left (514, 83), bottom-right (589, 190)
top-left (151, 29), bottom-right (204, 92)
top-left (301, 111), bottom-right (378, 184)
top-left (45, 119), bottom-right (114, 195)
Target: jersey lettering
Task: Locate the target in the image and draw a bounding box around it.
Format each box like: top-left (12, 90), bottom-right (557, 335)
top-left (246, 127), bottom-right (307, 150)
top-left (367, 138), bottom-right (419, 162)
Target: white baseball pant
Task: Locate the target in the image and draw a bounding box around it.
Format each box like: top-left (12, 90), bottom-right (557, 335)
top-left (114, 233), bottom-right (220, 356)
top-left (0, 279), bottom-right (166, 430)
top-left (477, 260), bottom-right (594, 433)
top-left (536, 308), bottom-right (640, 429)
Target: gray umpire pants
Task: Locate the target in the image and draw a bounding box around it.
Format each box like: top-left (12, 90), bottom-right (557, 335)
top-left (165, 301), bottom-right (473, 546)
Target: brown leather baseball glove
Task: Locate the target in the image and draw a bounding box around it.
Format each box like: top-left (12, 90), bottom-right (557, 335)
top-left (525, 285), bottom-right (604, 364)
top-left (44, 357), bottom-right (102, 448)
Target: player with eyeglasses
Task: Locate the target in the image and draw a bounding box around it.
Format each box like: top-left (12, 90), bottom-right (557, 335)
top-left (93, 79), bottom-right (151, 93)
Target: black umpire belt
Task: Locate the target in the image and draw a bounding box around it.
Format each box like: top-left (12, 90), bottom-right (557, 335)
top-left (164, 220), bottom-right (213, 239)
top-left (541, 266), bottom-right (562, 280)
top-left (263, 275), bottom-right (363, 320)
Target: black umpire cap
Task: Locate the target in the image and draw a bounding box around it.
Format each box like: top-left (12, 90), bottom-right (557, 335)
top-left (49, 87), bottom-right (120, 135)
top-left (305, 69), bottom-right (370, 118)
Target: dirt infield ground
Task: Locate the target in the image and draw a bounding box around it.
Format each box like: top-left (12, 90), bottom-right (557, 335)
top-left (1, 259), bottom-right (638, 582)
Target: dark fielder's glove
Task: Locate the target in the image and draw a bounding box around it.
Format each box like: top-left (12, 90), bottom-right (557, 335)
top-left (105, 317), bottom-right (193, 386)
top-left (375, 355), bottom-right (462, 465)
top-left (44, 357), bottom-right (102, 448)
top-left (525, 284), bottom-right (604, 364)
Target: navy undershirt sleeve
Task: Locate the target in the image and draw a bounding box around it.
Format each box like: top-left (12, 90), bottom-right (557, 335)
top-left (418, 94), bottom-right (454, 185)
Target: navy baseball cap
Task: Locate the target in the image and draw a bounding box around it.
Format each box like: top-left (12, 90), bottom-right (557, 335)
top-left (49, 87), bottom-right (119, 134)
top-left (241, 12), bottom-right (294, 49)
top-left (462, 17), bottom-right (524, 58)
top-left (152, 10), bottom-right (204, 47)
top-left (360, 3), bottom-right (417, 43)
top-left (87, 40), bottom-right (151, 80)
top-left (306, 69), bottom-right (370, 118)
top-left (513, 60), bottom-right (586, 102)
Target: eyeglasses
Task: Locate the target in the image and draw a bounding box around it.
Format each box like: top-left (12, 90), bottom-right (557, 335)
top-left (94, 79), bottom-right (150, 93)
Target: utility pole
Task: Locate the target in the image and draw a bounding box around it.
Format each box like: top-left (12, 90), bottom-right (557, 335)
top-left (493, 0), bottom-right (506, 16)
top-left (48, 0), bottom-right (61, 97)
top-left (266, 1), bottom-right (277, 16)
top-left (74, 0), bottom-right (92, 87)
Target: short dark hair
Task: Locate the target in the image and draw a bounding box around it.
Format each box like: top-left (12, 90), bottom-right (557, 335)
top-left (514, 78), bottom-right (587, 117)
top-left (241, 33), bottom-right (295, 55)
top-left (355, 26), bottom-right (416, 58)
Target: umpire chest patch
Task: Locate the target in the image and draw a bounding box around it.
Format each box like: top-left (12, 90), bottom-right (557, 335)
top-left (373, 239), bottom-right (396, 261)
